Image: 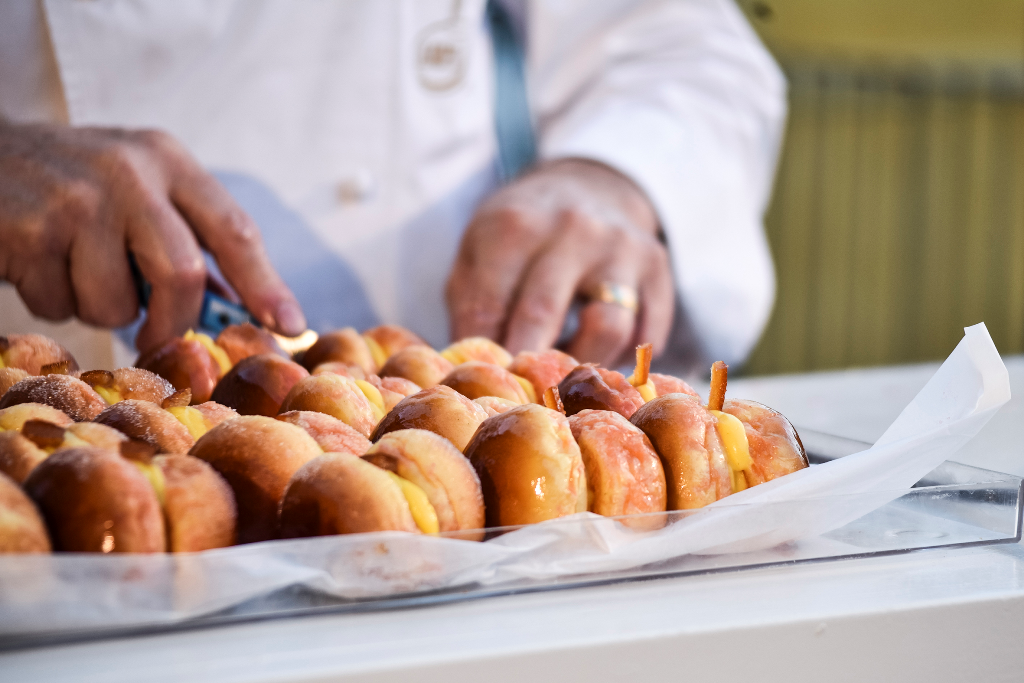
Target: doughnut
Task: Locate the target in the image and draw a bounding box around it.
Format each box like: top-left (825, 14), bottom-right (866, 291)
top-left (473, 396), bottom-right (520, 417)
top-left (80, 367), bottom-right (176, 405)
top-left (301, 328), bottom-right (378, 375)
top-left (277, 410), bottom-right (371, 456)
top-left (0, 374), bottom-right (107, 421)
top-left (215, 323), bottom-right (287, 365)
top-left (23, 445), bottom-right (165, 552)
top-left (0, 418), bottom-right (126, 483)
top-left (189, 416), bottom-right (322, 543)
top-left (211, 353), bottom-right (309, 416)
top-left (440, 360), bottom-right (535, 404)
top-left (557, 364), bottom-right (644, 419)
top-left (137, 330), bottom-right (233, 404)
top-left (0, 334), bottom-right (78, 376)
top-left (440, 337), bottom-right (512, 367)
top-left (721, 399), bottom-right (808, 487)
top-left (0, 471), bottom-right (51, 553)
top-left (279, 454), bottom-right (421, 537)
top-left (94, 399), bottom-right (195, 454)
top-left (363, 429), bottom-right (484, 538)
top-left (362, 324), bottom-right (428, 366)
top-left (465, 403), bottom-right (586, 527)
top-left (630, 394), bottom-right (732, 509)
top-left (378, 345), bottom-right (454, 389)
top-left (569, 409), bottom-right (666, 530)
top-left (278, 374), bottom-right (382, 437)
top-left (371, 385), bottom-right (488, 452)
top-left (507, 349), bottom-right (579, 401)
top-left (0, 367), bottom-right (30, 397)
top-left (155, 453), bottom-right (237, 551)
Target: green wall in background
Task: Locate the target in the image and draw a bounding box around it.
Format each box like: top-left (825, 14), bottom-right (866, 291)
top-left (737, 0), bottom-right (1024, 373)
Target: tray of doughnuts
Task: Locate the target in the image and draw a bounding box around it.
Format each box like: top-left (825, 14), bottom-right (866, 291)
top-left (0, 323), bottom-right (1018, 649)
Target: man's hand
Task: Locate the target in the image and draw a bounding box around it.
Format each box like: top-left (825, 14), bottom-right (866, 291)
top-left (446, 159), bottom-right (674, 367)
top-left (0, 122), bottom-right (305, 353)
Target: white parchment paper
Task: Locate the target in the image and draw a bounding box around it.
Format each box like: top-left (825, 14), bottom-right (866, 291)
top-left (0, 324), bottom-right (1010, 636)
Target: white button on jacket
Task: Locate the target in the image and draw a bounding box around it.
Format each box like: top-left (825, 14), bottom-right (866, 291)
top-left (0, 0), bottom-right (786, 367)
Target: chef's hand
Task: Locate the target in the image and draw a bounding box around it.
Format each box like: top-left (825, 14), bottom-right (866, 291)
top-left (447, 158), bottom-right (674, 367)
top-left (0, 122), bottom-right (305, 353)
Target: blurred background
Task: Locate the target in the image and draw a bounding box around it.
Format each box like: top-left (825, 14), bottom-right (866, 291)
top-left (737, 0), bottom-right (1024, 374)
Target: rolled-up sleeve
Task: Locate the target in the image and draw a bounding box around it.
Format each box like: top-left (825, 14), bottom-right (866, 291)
top-left (527, 0), bottom-right (787, 366)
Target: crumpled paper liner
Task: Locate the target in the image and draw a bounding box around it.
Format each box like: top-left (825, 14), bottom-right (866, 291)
top-left (0, 324), bottom-right (1010, 636)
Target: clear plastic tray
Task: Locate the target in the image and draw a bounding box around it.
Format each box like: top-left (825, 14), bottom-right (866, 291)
top-left (0, 429), bottom-right (1020, 651)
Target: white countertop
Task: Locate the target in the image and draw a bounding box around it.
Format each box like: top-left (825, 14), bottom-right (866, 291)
top-left (4, 356), bottom-right (1024, 683)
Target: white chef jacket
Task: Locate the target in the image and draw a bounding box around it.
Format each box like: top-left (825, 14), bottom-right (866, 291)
top-left (0, 0), bottom-right (786, 369)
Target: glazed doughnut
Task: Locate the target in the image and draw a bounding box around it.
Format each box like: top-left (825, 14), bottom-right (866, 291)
top-left (371, 385), bottom-right (488, 452)
top-left (378, 345), bottom-right (455, 389)
top-left (649, 373), bottom-right (699, 399)
top-left (301, 328), bottom-right (378, 375)
top-left (557, 364), bottom-right (644, 419)
top-left (465, 403), bottom-right (587, 527)
top-left (721, 399), bottom-right (808, 487)
top-left (440, 361), bottom-right (535, 404)
top-left (211, 354), bottom-right (309, 416)
top-left (630, 394), bottom-right (732, 509)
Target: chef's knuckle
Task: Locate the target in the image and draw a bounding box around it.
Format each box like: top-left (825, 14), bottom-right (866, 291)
top-left (58, 180), bottom-right (102, 223)
top-left (134, 128), bottom-right (183, 162)
top-left (559, 209), bottom-right (596, 242)
top-left (216, 207), bottom-right (258, 247)
top-left (170, 256), bottom-right (207, 292)
top-left (491, 207), bottom-right (536, 240)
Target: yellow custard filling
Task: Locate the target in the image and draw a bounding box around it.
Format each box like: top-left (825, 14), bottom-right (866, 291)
top-left (184, 330), bottom-right (233, 376)
top-left (362, 335), bottom-right (388, 370)
top-left (710, 410), bottom-right (753, 493)
top-left (513, 374), bottom-right (537, 404)
top-left (167, 406), bottom-right (209, 441)
top-left (131, 460), bottom-right (167, 507)
top-left (385, 471), bottom-right (439, 534)
top-left (94, 385), bottom-right (123, 405)
top-left (626, 373), bottom-right (657, 403)
top-left (354, 380), bottom-right (386, 421)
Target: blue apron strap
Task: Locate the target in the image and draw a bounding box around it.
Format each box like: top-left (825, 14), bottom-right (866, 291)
top-left (486, 0), bottom-right (537, 181)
